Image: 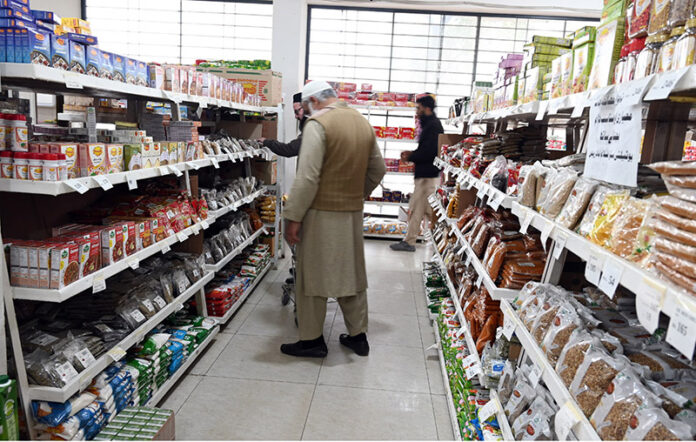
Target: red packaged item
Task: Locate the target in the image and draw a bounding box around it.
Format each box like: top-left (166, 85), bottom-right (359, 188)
top-left (629, 0), bottom-right (651, 38)
top-left (400, 127), bottom-right (416, 139)
top-left (375, 92), bottom-right (395, 102)
top-left (100, 225), bottom-right (124, 266)
top-left (373, 126), bottom-right (385, 138)
top-left (356, 92), bottom-right (372, 101)
top-left (361, 83), bottom-right (373, 91)
top-left (383, 127), bottom-right (400, 139)
top-left (394, 93), bottom-right (409, 102)
top-left (337, 82), bottom-right (357, 93)
top-left (50, 242), bottom-right (80, 289)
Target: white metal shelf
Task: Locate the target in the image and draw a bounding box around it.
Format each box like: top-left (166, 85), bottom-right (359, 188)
top-left (349, 104), bottom-right (417, 112)
top-left (490, 390), bottom-right (514, 441)
top-left (207, 188), bottom-right (267, 220)
top-left (209, 261), bottom-right (272, 324)
top-left (0, 151), bottom-right (272, 196)
top-left (364, 200), bottom-right (409, 207)
top-left (432, 322), bottom-right (463, 442)
top-left (385, 171), bottom-right (413, 176)
top-left (500, 299), bottom-right (600, 441)
top-left (377, 138), bottom-right (417, 144)
top-left (145, 325), bottom-right (220, 407)
top-left (204, 228), bottom-right (267, 273)
top-left (26, 271), bottom-right (214, 402)
top-left (363, 233), bottom-right (404, 240)
top-left (0, 63), bottom-right (277, 114)
top-left (433, 158), bottom-right (513, 211)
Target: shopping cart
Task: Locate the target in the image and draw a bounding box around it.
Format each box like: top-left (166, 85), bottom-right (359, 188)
top-left (281, 245), bottom-right (298, 326)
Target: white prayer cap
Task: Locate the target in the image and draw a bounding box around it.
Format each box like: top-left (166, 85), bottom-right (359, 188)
top-left (301, 81), bottom-right (334, 101)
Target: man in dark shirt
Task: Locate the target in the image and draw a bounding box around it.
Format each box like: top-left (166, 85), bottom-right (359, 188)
top-left (391, 95), bottom-right (443, 252)
top-left (260, 92), bottom-right (306, 157)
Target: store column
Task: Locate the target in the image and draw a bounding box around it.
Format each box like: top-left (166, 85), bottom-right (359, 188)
top-left (272, 0), bottom-right (308, 193)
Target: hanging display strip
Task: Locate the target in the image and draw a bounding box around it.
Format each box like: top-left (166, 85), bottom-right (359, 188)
top-left (0, 63), bottom-right (277, 115)
top-left (429, 198), bottom-right (518, 301)
top-left (26, 271), bottom-right (214, 403)
top-left (499, 299), bottom-right (601, 441)
top-left (209, 261), bottom-right (273, 324)
top-left (12, 192), bottom-right (268, 303)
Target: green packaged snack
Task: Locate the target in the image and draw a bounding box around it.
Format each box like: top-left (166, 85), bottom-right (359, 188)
top-left (601, 0), bottom-right (628, 24)
top-left (572, 42), bottom-right (595, 93)
top-left (117, 431), bottom-right (137, 439)
top-left (574, 26), bottom-right (597, 47)
top-left (123, 144), bottom-right (142, 171)
top-left (425, 273), bottom-right (444, 287)
top-left (531, 35), bottom-right (572, 47)
top-left (0, 376), bottom-right (19, 441)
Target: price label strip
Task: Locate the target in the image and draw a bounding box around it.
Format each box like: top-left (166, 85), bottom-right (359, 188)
top-left (535, 100), bottom-right (549, 121)
top-left (644, 67), bottom-right (691, 101)
top-left (636, 278), bottom-right (666, 334)
top-left (540, 222), bottom-right (554, 250)
top-left (66, 179), bottom-right (89, 194)
top-left (519, 211), bottom-right (533, 234)
top-left (92, 275), bottom-right (106, 293)
top-left (553, 233), bottom-right (568, 260)
top-left (92, 175), bottom-right (113, 191)
top-left (598, 257), bottom-right (624, 299)
top-left (211, 157), bottom-right (220, 169)
top-left (161, 242), bottom-right (171, 254)
top-left (478, 398), bottom-right (499, 422)
top-left (127, 175), bottom-right (138, 190)
top-left (666, 299), bottom-right (696, 360)
top-left (127, 258), bottom-right (139, 270)
top-left (107, 346), bottom-right (127, 362)
top-left (555, 401), bottom-right (583, 441)
top-left (528, 363), bottom-right (544, 388)
top-left (584, 252), bottom-right (603, 286)
top-left (169, 165), bottom-right (183, 177)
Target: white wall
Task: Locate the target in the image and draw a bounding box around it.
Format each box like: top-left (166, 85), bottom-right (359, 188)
top-left (30, 0), bottom-right (81, 18)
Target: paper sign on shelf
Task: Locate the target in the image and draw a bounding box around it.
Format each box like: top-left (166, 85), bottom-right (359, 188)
top-left (201, 220), bottom-right (210, 229)
top-left (127, 175), bottom-right (138, 190)
top-left (570, 92), bottom-right (590, 118)
top-left (502, 314), bottom-right (516, 340)
top-left (553, 233), bottom-right (568, 260)
top-left (191, 224), bottom-right (201, 235)
top-left (535, 100), bottom-right (549, 120)
top-left (616, 75), bottom-right (655, 106)
top-left (636, 278), bottom-right (665, 333)
top-left (465, 363), bottom-right (482, 380)
top-left (520, 211), bottom-right (533, 234)
top-left (489, 192), bottom-right (504, 211)
top-left (176, 232), bottom-right (188, 242)
top-left (540, 222), bottom-right (554, 250)
top-left (92, 275), bottom-right (106, 294)
top-left (211, 157), bottom-right (220, 169)
top-left (466, 179), bottom-right (475, 190)
top-left (555, 401), bottom-right (582, 441)
top-left (159, 166), bottom-right (169, 176)
top-left (666, 299), bottom-right (696, 360)
top-left (585, 252), bottom-right (603, 285)
top-left (463, 353), bottom-right (478, 368)
top-left (66, 179), bottom-right (89, 194)
top-left (644, 67), bottom-right (690, 101)
top-left (160, 242), bottom-right (171, 254)
top-left (598, 257), bottom-right (624, 299)
top-left (528, 363), bottom-right (543, 388)
top-left (107, 346), bottom-right (126, 362)
top-left (127, 258), bottom-right (139, 270)
top-left (92, 175), bottom-right (113, 191)
top-left (169, 165), bottom-right (183, 177)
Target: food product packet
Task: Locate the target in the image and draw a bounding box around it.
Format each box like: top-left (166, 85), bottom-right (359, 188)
top-left (587, 190), bottom-right (630, 246)
top-left (555, 177), bottom-right (598, 229)
top-left (625, 406), bottom-right (693, 441)
top-left (538, 168), bottom-right (579, 218)
top-left (569, 349), bottom-right (628, 417)
top-left (576, 185), bottom-right (612, 237)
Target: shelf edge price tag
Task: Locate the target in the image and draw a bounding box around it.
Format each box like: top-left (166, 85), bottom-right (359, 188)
top-left (159, 166), bottom-right (169, 176)
top-left (466, 179), bottom-right (475, 190)
top-left (126, 175), bottom-right (138, 190)
top-left (63, 72), bottom-right (84, 89)
top-left (519, 211), bottom-right (533, 234)
top-left (584, 252), bottom-right (603, 286)
top-left (476, 187), bottom-right (486, 200)
top-left (465, 362), bottom-right (482, 380)
top-left (636, 277), bottom-right (665, 334)
top-left (540, 222), bottom-right (554, 249)
top-left (555, 401), bottom-right (582, 441)
top-left (644, 67), bottom-right (690, 101)
top-left (127, 258), bottom-right (139, 270)
top-left (502, 314), bottom-right (515, 340)
top-left (489, 192), bottom-right (504, 211)
top-left (189, 161), bottom-right (200, 170)
top-left (465, 252), bottom-right (473, 266)
top-left (107, 346), bottom-right (126, 362)
top-left (169, 165), bottom-right (183, 177)
top-left (92, 275), bottom-right (106, 294)
top-left (160, 242), bottom-right (171, 255)
top-left (92, 175), bottom-right (113, 191)
top-left (463, 353), bottom-right (478, 367)
top-left (535, 100), bottom-right (549, 121)
top-left (176, 231), bottom-right (188, 242)
top-left (478, 399), bottom-right (498, 422)
top-left (66, 179), bottom-right (89, 194)
top-left (570, 92), bottom-right (589, 118)
top-left (528, 363), bottom-right (543, 388)
top-left (201, 220), bottom-right (210, 229)
top-left (666, 298), bottom-right (696, 360)
top-left (191, 224), bottom-right (201, 235)
top-left (553, 233), bottom-right (568, 260)
top-left (211, 157), bottom-right (220, 169)
top-left (598, 257), bottom-right (624, 299)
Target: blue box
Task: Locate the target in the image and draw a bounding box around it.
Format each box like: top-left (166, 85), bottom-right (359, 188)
top-left (0, 17), bottom-right (32, 29)
top-left (50, 33), bottom-right (69, 70)
top-left (125, 57), bottom-right (137, 84)
top-left (69, 40), bottom-right (85, 73)
top-left (5, 27), bottom-right (14, 62)
top-left (99, 50), bottom-right (113, 80)
top-left (111, 53), bottom-right (125, 82)
top-left (0, 7), bottom-right (32, 21)
top-left (0, 1), bottom-right (30, 15)
top-left (27, 29), bottom-right (49, 65)
top-left (136, 60), bottom-right (147, 86)
top-left (30, 10), bottom-right (54, 22)
top-left (0, 28), bottom-right (6, 62)
top-left (85, 45), bottom-right (100, 76)
top-left (35, 19), bottom-right (54, 33)
top-left (66, 32), bottom-right (97, 46)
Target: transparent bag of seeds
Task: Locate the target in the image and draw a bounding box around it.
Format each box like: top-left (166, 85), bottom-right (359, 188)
top-left (555, 329), bottom-right (600, 387)
top-left (576, 185), bottom-right (612, 237)
top-left (498, 360), bottom-right (517, 404)
top-left (538, 168), bottom-right (579, 219)
top-left (512, 395), bottom-right (556, 439)
top-left (541, 303), bottom-right (585, 366)
top-left (505, 376), bottom-right (536, 423)
top-left (626, 406), bottom-right (693, 440)
top-left (569, 349), bottom-right (629, 418)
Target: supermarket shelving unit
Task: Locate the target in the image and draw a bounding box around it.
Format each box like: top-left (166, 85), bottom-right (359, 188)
top-left (0, 63), bottom-right (284, 439)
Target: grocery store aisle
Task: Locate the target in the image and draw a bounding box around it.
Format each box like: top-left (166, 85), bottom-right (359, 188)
top-left (160, 239), bottom-right (454, 440)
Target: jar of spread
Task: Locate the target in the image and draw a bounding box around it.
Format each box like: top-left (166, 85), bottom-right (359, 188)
top-left (12, 152), bottom-right (29, 180)
top-left (635, 34), bottom-right (665, 78)
top-left (0, 151), bottom-right (12, 178)
top-left (659, 27), bottom-right (685, 72)
top-left (675, 17), bottom-right (696, 68)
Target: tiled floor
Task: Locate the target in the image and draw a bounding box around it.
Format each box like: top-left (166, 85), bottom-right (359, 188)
top-left (161, 240), bottom-right (454, 440)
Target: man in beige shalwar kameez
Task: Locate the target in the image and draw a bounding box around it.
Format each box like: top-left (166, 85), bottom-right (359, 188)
top-left (281, 81), bottom-right (386, 358)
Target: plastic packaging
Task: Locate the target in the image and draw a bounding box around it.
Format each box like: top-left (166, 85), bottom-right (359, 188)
top-left (534, 167), bottom-right (558, 212)
top-left (497, 360), bottom-right (516, 404)
top-left (628, 350), bottom-right (691, 380)
top-left (555, 177), bottom-right (598, 229)
top-left (511, 395), bottom-right (556, 440)
top-left (538, 168), bottom-right (578, 218)
top-left (630, 0), bottom-right (653, 37)
top-left (529, 298), bottom-right (563, 344)
top-left (540, 304), bottom-right (584, 366)
top-left (587, 190), bottom-right (631, 246)
top-left (654, 251), bottom-right (696, 281)
top-left (504, 377), bottom-right (535, 423)
top-left (517, 165), bottom-right (537, 207)
top-left (576, 186), bottom-right (612, 237)
top-left (635, 34), bottom-right (665, 78)
top-left (675, 18), bottom-right (696, 68)
top-left (659, 26), bottom-right (685, 72)
top-left (649, 0), bottom-right (672, 35)
top-left (654, 236), bottom-right (696, 262)
top-left (570, 349), bottom-right (627, 417)
top-left (625, 406), bottom-right (694, 440)
top-left (660, 195), bottom-right (696, 219)
top-left (556, 329), bottom-right (600, 387)
top-left (608, 197), bottom-right (655, 259)
top-left (651, 218), bottom-right (696, 246)
top-left (669, 0), bottom-right (694, 28)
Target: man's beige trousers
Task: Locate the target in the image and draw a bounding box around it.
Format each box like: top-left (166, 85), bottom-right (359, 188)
top-left (405, 177), bottom-right (440, 246)
top-left (296, 291), bottom-right (368, 340)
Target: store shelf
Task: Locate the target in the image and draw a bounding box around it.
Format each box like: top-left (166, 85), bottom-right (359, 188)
top-left (145, 325), bottom-right (220, 407)
top-left (430, 198), bottom-right (518, 301)
top-left (433, 158), bottom-right (513, 211)
top-left (26, 271), bottom-right (214, 402)
top-left (12, 219), bottom-right (213, 302)
top-left (385, 171), bottom-right (413, 176)
top-left (204, 227), bottom-right (267, 273)
top-left (350, 104), bottom-right (417, 112)
top-left (0, 63), bottom-right (277, 114)
top-left (500, 299), bottom-right (600, 441)
top-left (208, 188), bottom-right (267, 220)
top-left (209, 261), bottom-right (273, 324)
top-left (377, 138), bottom-right (417, 143)
top-left (509, 201), bottom-right (696, 343)
top-left (490, 390), bottom-right (514, 441)
top-left (364, 200), bottom-right (409, 207)
top-left (432, 322), bottom-right (463, 442)
top-left (0, 151), bottom-right (271, 196)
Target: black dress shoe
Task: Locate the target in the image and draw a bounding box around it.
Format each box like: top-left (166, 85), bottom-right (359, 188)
top-left (285, 276), bottom-right (294, 284)
top-left (340, 333), bottom-right (370, 356)
top-left (280, 335), bottom-right (328, 358)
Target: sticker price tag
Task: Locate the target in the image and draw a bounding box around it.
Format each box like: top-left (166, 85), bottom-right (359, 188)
top-left (169, 165), bottom-right (183, 177)
top-left (540, 222), bottom-right (554, 249)
top-left (176, 231), bottom-right (188, 242)
top-left (126, 175), bottom-right (138, 190)
top-left (528, 363), bottom-right (544, 388)
top-left (502, 314), bottom-right (515, 340)
top-left (160, 242), bottom-right (171, 254)
top-left (666, 300), bottom-right (696, 359)
top-left (636, 278), bottom-right (666, 333)
top-left (553, 233), bottom-right (568, 260)
top-left (585, 252), bottom-right (603, 286)
top-left (598, 258), bottom-right (624, 299)
top-left (520, 212), bottom-right (533, 234)
top-left (201, 220), bottom-right (210, 229)
top-left (478, 399), bottom-right (498, 422)
top-left (76, 348), bottom-right (96, 367)
top-left (159, 166), bottom-right (169, 176)
top-left (92, 275), bottom-right (106, 294)
top-left (211, 157), bottom-right (220, 169)
top-left (92, 175), bottom-right (113, 191)
top-left (127, 258), bottom-right (139, 270)
top-left (555, 401), bottom-right (582, 441)
top-left (191, 224), bottom-right (201, 235)
top-left (107, 346), bottom-right (127, 362)
top-left (64, 72), bottom-right (84, 89)
top-left (66, 179), bottom-right (89, 194)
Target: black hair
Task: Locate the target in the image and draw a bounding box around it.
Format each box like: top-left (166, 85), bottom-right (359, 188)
top-left (416, 95), bottom-right (436, 111)
top-left (293, 92), bottom-right (302, 103)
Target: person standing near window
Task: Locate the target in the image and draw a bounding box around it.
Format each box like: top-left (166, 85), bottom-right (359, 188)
top-left (390, 95), bottom-right (443, 252)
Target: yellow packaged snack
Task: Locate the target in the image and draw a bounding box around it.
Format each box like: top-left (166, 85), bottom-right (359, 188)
top-left (587, 191), bottom-right (630, 247)
top-left (607, 197), bottom-right (655, 260)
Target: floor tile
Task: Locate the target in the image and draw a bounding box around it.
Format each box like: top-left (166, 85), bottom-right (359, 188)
top-left (189, 332), bottom-right (234, 376)
top-left (219, 299), bottom-right (257, 335)
top-left (176, 377), bottom-right (314, 440)
top-left (330, 311), bottom-right (422, 348)
top-left (318, 341), bottom-right (430, 393)
top-left (159, 374), bottom-right (203, 414)
top-left (302, 385), bottom-right (438, 440)
top-left (367, 288), bottom-right (418, 317)
top-left (431, 394), bottom-right (456, 441)
top-left (425, 353), bottom-right (445, 396)
top-left (207, 334), bottom-right (322, 384)
top-left (419, 315), bottom-right (436, 348)
top-left (367, 270), bottom-right (416, 293)
top-left (237, 301), bottom-right (302, 338)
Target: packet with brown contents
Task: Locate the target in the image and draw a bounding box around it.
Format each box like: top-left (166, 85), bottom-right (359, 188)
top-left (570, 349), bottom-right (628, 417)
top-left (541, 303), bottom-right (584, 365)
top-left (555, 329), bottom-right (600, 387)
top-left (624, 406), bottom-right (692, 441)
